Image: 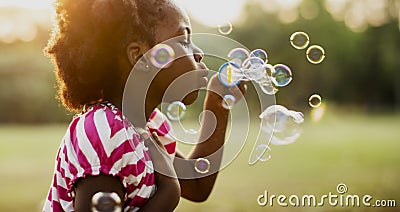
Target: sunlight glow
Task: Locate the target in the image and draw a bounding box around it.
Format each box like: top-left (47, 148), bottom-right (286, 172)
top-left (0, 1), bottom-right (53, 43)
top-left (175, 0), bottom-right (246, 27)
top-left (0, 0), bottom-right (53, 9)
top-left (325, 0), bottom-right (397, 32)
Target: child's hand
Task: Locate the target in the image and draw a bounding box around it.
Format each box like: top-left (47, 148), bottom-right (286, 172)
top-left (140, 131), bottom-right (180, 211)
top-left (146, 132), bottom-right (177, 178)
top-left (205, 74), bottom-right (247, 108)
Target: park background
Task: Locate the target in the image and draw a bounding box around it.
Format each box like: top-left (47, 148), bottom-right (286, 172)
top-left (0, 0), bottom-right (399, 211)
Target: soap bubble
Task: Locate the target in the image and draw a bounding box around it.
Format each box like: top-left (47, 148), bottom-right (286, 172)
top-left (91, 192), bottom-right (122, 212)
top-left (228, 48), bottom-right (250, 66)
top-left (260, 105), bottom-right (304, 145)
top-left (250, 49), bottom-right (268, 63)
top-left (222, 94), bottom-right (236, 110)
top-left (254, 144), bottom-right (272, 162)
top-left (218, 62), bottom-right (243, 87)
top-left (194, 158), bottom-right (210, 174)
top-left (258, 77), bottom-right (279, 95)
top-left (271, 64), bottom-right (293, 87)
top-left (242, 57), bottom-right (266, 82)
top-left (306, 45), bottom-right (325, 64)
top-left (150, 44), bottom-right (175, 68)
top-left (218, 22), bottom-right (233, 35)
top-left (167, 101), bottom-right (186, 121)
top-left (290, 31), bottom-right (310, 50)
top-left (308, 94), bottom-right (322, 108)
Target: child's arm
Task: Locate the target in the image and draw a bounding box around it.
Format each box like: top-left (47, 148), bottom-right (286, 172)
top-left (139, 132), bottom-right (181, 212)
top-left (175, 75), bottom-right (247, 202)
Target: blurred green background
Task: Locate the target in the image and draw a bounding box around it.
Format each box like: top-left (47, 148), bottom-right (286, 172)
top-left (0, 0), bottom-right (399, 211)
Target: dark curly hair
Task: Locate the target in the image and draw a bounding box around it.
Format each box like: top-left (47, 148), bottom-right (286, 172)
top-left (45, 0), bottom-right (163, 111)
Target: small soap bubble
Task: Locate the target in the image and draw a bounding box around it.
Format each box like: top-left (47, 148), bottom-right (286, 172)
top-left (250, 49), bottom-right (268, 63)
top-left (167, 101), bottom-right (186, 121)
top-left (242, 57), bottom-right (266, 82)
top-left (260, 105), bottom-right (304, 145)
top-left (150, 44), bottom-right (175, 68)
top-left (222, 95), bottom-right (236, 110)
top-left (218, 62), bottom-right (243, 87)
top-left (218, 22), bottom-right (233, 35)
top-left (290, 31), bottom-right (310, 50)
top-left (194, 158), bottom-right (210, 174)
top-left (91, 192), bottom-right (122, 212)
top-left (306, 45), bottom-right (325, 64)
top-left (255, 144), bottom-right (272, 162)
top-left (228, 48), bottom-right (250, 66)
top-left (271, 64), bottom-right (293, 87)
top-left (308, 94), bottom-right (322, 108)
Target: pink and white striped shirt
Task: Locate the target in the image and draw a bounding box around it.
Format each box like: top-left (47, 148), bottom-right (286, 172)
top-left (43, 102), bottom-right (176, 212)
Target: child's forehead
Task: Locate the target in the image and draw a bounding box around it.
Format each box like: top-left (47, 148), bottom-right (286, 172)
top-left (159, 0), bottom-right (190, 26)
top-left (153, 1), bottom-right (191, 41)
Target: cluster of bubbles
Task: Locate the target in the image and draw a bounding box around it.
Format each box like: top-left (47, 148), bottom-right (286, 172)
top-left (160, 29), bottom-right (325, 166)
top-left (290, 31), bottom-right (326, 64)
top-left (218, 48), bottom-right (294, 109)
top-left (290, 32), bottom-right (325, 108)
top-left (216, 44), bottom-right (304, 163)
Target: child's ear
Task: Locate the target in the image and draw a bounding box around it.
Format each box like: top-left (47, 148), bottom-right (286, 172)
top-left (126, 42), bottom-right (148, 66)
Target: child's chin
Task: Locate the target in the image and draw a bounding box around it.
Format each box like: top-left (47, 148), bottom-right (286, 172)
top-left (182, 91), bottom-right (199, 105)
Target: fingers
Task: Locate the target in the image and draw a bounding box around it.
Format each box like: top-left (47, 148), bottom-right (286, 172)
top-left (228, 81), bottom-right (247, 95)
top-left (227, 81), bottom-right (247, 103)
top-left (151, 132), bottom-right (164, 148)
top-left (238, 81), bottom-right (247, 95)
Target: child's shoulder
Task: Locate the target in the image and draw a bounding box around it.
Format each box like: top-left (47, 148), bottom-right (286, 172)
top-left (66, 102), bottom-right (137, 146)
top-left (71, 102), bottom-right (127, 128)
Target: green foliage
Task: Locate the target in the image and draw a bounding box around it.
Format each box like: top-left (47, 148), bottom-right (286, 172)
top-left (0, 40), bottom-right (72, 123)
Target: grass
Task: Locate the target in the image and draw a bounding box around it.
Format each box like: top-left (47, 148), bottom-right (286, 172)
top-left (0, 111), bottom-right (399, 211)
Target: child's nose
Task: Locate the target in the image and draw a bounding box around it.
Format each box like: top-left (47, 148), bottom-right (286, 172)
top-left (193, 45), bottom-right (204, 63)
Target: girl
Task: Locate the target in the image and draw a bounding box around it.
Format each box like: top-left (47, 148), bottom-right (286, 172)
top-left (43, 0), bottom-right (246, 211)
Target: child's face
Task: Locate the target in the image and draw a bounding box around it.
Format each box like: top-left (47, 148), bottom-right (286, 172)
top-left (148, 1), bottom-right (208, 105)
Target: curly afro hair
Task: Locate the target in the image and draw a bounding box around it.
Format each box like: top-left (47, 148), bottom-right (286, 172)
top-left (45, 0), bottom-right (164, 112)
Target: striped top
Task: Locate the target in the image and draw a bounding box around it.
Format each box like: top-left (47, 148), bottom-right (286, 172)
top-left (43, 103), bottom-right (176, 212)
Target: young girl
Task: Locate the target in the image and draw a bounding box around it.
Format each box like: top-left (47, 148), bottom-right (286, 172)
top-left (43, 0), bottom-right (246, 211)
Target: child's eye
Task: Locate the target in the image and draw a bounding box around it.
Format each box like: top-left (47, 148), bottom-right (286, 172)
top-left (180, 40), bottom-right (190, 48)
